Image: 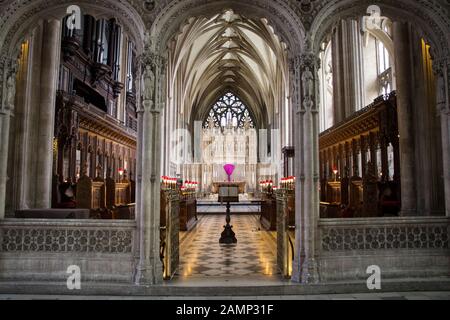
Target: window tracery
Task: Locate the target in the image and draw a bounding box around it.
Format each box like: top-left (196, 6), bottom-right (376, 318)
top-left (203, 92), bottom-right (255, 129)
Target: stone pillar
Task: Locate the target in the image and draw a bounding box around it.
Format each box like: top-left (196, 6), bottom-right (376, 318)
top-left (291, 56), bottom-right (304, 283)
top-left (435, 58), bottom-right (450, 216)
top-left (0, 58), bottom-right (18, 219)
top-left (441, 110), bottom-right (450, 217)
top-left (393, 22), bottom-right (417, 216)
top-left (134, 46), bottom-right (165, 285)
top-left (0, 111), bottom-right (11, 219)
top-left (34, 19), bottom-right (61, 208)
top-left (0, 112), bottom-right (11, 219)
top-left (134, 73), bottom-right (144, 266)
top-left (291, 47), bottom-right (320, 283)
top-left (331, 19), bottom-right (365, 123)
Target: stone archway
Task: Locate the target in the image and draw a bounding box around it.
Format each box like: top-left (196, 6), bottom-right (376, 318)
top-left (0, 1), bottom-right (146, 219)
top-left (133, 0), bottom-right (327, 285)
top-left (310, 0), bottom-right (450, 218)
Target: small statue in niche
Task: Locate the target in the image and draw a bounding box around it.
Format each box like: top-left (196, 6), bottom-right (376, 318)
top-left (302, 66), bottom-right (314, 101)
top-left (143, 64), bottom-right (155, 101)
top-left (6, 72), bottom-right (16, 110)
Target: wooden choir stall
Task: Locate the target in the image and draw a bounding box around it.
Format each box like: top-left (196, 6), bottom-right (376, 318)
top-left (160, 189), bottom-right (180, 280)
top-left (52, 15), bottom-right (138, 219)
top-left (319, 92), bottom-right (401, 218)
top-left (159, 178), bottom-right (199, 279)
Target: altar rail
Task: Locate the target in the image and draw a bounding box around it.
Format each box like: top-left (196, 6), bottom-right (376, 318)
top-left (317, 217), bottom-right (450, 281)
top-left (0, 219), bottom-right (136, 282)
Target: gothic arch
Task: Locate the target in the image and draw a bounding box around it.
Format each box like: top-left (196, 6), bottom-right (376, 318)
top-left (190, 87), bottom-right (269, 131)
top-left (0, 0), bottom-right (146, 59)
top-left (310, 0), bottom-right (450, 61)
top-left (148, 0), bottom-right (306, 56)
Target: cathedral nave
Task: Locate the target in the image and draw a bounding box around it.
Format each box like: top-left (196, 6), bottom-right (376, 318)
top-left (0, 0), bottom-right (448, 298)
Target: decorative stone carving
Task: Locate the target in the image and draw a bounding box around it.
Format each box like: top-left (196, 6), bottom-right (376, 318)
top-left (0, 56), bottom-right (18, 113)
top-left (298, 41), bottom-right (320, 112)
top-left (5, 72), bottom-right (16, 110)
top-left (143, 64), bottom-right (155, 102)
top-left (302, 66), bottom-right (314, 106)
top-left (321, 222), bottom-right (449, 251)
top-left (139, 43), bottom-right (166, 113)
top-left (434, 57), bottom-right (450, 113)
top-left (1, 228), bottom-right (133, 254)
top-left (143, 0), bottom-right (155, 12)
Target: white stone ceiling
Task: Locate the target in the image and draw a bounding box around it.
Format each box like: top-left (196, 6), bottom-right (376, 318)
top-left (168, 10), bottom-right (289, 128)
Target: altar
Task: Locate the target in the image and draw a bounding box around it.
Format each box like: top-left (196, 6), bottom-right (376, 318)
top-left (211, 182), bottom-right (246, 194)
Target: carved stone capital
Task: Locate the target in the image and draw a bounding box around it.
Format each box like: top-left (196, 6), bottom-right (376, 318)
top-left (300, 51), bottom-right (320, 71)
top-left (140, 49), bottom-right (167, 73)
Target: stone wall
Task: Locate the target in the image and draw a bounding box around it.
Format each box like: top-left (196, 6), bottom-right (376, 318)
top-left (318, 217), bottom-right (450, 281)
top-left (0, 219), bottom-right (136, 283)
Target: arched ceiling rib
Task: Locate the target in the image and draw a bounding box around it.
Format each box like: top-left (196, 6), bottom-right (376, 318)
top-left (168, 9), bottom-right (288, 129)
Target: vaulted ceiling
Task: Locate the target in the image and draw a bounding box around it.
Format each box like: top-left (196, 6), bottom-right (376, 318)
top-left (167, 10), bottom-right (289, 129)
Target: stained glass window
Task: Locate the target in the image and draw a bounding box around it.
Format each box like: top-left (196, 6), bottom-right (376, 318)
top-left (203, 92), bottom-right (255, 129)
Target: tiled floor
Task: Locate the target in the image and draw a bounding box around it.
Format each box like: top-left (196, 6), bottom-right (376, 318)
top-left (177, 214), bottom-right (279, 278)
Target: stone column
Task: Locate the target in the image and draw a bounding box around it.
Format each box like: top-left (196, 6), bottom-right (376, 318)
top-left (134, 67), bottom-right (144, 266)
top-left (134, 46), bottom-right (165, 285)
top-left (34, 19), bottom-right (61, 208)
top-left (393, 22), bottom-right (417, 216)
top-left (291, 56), bottom-right (304, 282)
top-left (435, 58), bottom-right (450, 216)
top-left (0, 111), bottom-right (11, 219)
top-left (291, 47), bottom-right (320, 283)
top-left (331, 19), bottom-right (365, 123)
top-left (0, 58), bottom-right (18, 219)
top-left (441, 110), bottom-right (450, 217)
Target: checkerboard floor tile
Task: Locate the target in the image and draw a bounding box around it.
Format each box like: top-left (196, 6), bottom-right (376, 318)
top-left (177, 214), bottom-right (279, 278)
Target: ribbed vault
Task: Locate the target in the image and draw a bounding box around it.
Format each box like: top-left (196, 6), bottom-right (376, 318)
top-left (167, 9), bottom-right (289, 130)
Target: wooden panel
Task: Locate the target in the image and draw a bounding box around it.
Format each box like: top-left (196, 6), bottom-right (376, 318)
top-left (179, 198), bottom-right (197, 231)
top-left (261, 193), bottom-right (276, 231)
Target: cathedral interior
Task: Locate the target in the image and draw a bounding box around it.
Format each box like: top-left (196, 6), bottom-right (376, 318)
top-left (0, 0), bottom-right (449, 299)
